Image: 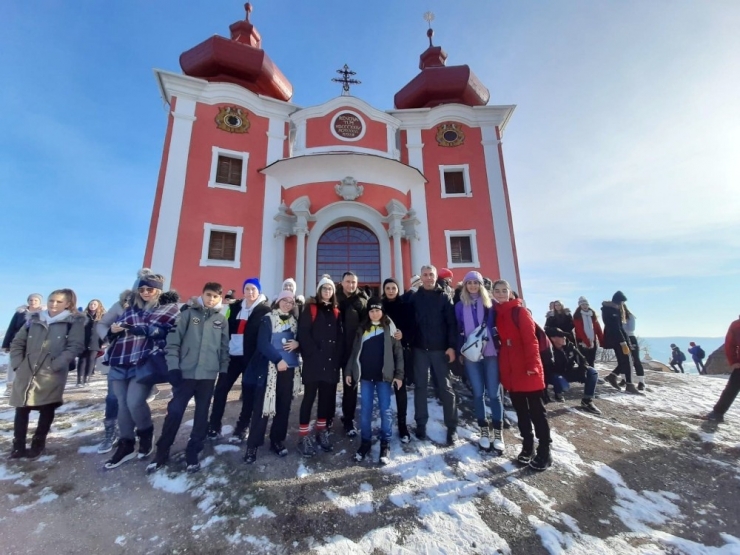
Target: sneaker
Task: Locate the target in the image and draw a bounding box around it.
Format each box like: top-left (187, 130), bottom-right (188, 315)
top-left (529, 451), bottom-right (552, 471)
top-left (604, 373), bottom-right (622, 391)
top-left (354, 441), bottom-right (371, 462)
top-left (625, 383), bottom-right (645, 396)
top-left (298, 435), bottom-right (317, 458)
top-left (243, 447), bottom-right (258, 464)
top-left (398, 423), bottom-right (410, 444)
top-left (344, 423), bottom-right (358, 438)
top-left (516, 445), bottom-right (533, 465)
top-left (415, 425), bottom-right (427, 441)
top-left (137, 427), bottom-right (155, 460)
top-left (553, 393), bottom-right (564, 402)
top-left (186, 463), bottom-right (201, 474)
top-left (146, 461), bottom-right (165, 474)
top-left (580, 399), bottom-right (602, 415)
top-left (446, 429), bottom-right (458, 446)
top-left (492, 428), bottom-right (505, 452)
top-left (270, 441), bottom-right (288, 457)
top-left (206, 428), bottom-right (222, 441)
top-left (637, 382), bottom-right (645, 391)
top-left (379, 442), bottom-right (390, 466)
top-left (705, 410), bottom-right (725, 422)
top-left (478, 426), bottom-right (491, 451)
top-left (316, 429), bottom-right (333, 452)
top-left (228, 428), bottom-right (248, 445)
top-left (97, 420), bottom-right (118, 454)
top-left (9, 440), bottom-right (26, 460)
top-left (104, 439), bottom-right (137, 469)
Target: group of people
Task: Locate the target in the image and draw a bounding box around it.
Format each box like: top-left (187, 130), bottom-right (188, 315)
top-left (670, 342), bottom-right (707, 374)
top-left (4, 266), bottom-right (739, 477)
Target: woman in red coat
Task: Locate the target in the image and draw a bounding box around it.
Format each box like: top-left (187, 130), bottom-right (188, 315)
top-left (492, 280), bottom-right (552, 471)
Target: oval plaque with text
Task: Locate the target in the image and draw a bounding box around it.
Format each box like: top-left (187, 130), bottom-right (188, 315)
top-left (333, 112), bottom-right (363, 139)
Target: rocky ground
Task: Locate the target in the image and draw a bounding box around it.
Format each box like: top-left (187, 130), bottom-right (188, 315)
top-left (0, 356), bottom-right (739, 554)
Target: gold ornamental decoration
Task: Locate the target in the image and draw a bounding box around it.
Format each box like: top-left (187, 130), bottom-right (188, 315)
top-left (436, 122), bottom-right (465, 147)
top-left (215, 106), bottom-right (251, 134)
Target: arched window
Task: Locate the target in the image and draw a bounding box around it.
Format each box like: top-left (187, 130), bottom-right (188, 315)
top-left (317, 223), bottom-right (380, 287)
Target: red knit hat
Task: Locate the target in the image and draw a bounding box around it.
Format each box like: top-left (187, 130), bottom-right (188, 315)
top-left (438, 268), bottom-right (454, 280)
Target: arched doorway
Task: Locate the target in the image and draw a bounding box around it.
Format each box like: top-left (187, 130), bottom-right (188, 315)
top-left (316, 222), bottom-right (381, 292)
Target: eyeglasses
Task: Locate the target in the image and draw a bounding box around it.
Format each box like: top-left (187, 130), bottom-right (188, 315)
top-left (279, 299), bottom-right (295, 305)
top-left (138, 287), bottom-right (156, 294)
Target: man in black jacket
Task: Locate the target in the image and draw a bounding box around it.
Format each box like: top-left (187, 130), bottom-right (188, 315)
top-left (408, 265), bottom-right (458, 445)
top-left (336, 271), bottom-right (368, 436)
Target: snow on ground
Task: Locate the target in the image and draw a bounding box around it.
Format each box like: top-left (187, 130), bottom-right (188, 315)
top-left (0, 361), bottom-right (739, 553)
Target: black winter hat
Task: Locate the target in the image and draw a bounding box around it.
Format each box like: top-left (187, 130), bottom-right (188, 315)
top-left (367, 296), bottom-right (383, 311)
top-left (612, 291), bottom-right (627, 303)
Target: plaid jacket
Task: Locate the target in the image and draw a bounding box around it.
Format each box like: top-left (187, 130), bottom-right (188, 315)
top-left (106, 302), bottom-right (180, 368)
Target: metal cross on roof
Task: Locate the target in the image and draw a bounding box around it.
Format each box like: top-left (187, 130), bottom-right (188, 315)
top-left (332, 64), bottom-right (361, 96)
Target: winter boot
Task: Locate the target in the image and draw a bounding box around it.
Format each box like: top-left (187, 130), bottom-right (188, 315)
top-left (146, 446), bottom-right (170, 474)
top-left (298, 435), bottom-right (317, 458)
top-left (637, 382), bottom-right (646, 391)
top-left (228, 426), bottom-right (248, 445)
top-left (580, 398), bottom-right (602, 415)
top-left (343, 419), bottom-right (358, 438)
top-left (206, 427), bottom-right (222, 441)
top-left (398, 422), bottom-right (411, 444)
top-left (478, 426), bottom-right (491, 451)
top-left (270, 441), bottom-right (288, 457)
top-left (604, 373), bottom-right (622, 391)
top-left (492, 427), bottom-right (505, 453)
top-left (705, 410), bottom-right (724, 422)
top-left (529, 444), bottom-right (552, 472)
top-left (516, 437), bottom-right (534, 465)
top-left (354, 440), bottom-right (372, 462)
top-left (446, 428), bottom-right (459, 446)
top-left (97, 419), bottom-right (118, 454)
top-left (186, 462), bottom-right (201, 474)
top-left (26, 435), bottom-right (47, 460)
top-left (105, 438), bottom-right (137, 469)
top-left (243, 447), bottom-right (258, 464)
top-left (625, 383), bottom-right (645, 396)
top-left (415, 425), bottom-right (427, 440)
top-left (136, 426), bottom-right (155, 459)
top-left (553, 392), bottom-right (565, 402)
top-left (618, 379), bottom-right (626, 387)
top-left (316, 429), bottom-right (333, 452)
top-left (379, 442), bottom-right (391, 466)
top-left (9, 438), bottom-right (27, 460)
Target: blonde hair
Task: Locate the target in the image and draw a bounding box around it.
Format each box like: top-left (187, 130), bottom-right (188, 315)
top-left (460, 282), bottom-right (492, 308)
top-left (133, 273), bottom-right (164, 310)
top-left (87, 299), bottom-right (106, 321)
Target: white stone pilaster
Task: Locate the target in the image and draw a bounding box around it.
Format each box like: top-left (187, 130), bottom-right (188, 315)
top-left (260, 117), bottom-right (288, 294)
top-left (405, 128), bottom-right (431, 275)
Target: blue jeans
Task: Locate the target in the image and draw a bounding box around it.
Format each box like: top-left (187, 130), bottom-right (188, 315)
top-left (105, 377), bottom-right (119, 421)
top-left (464, 356), bottom-right (503, 427)
top-left (360, 380), bottom-right (392, 443)
top-left (584, 367), bottom-right (598, 399)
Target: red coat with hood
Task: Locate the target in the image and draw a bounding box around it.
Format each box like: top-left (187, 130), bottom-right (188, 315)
top-left (573, 307), bottom-right (605, 349)
top-left (496, 298), bottom-right (545, 393)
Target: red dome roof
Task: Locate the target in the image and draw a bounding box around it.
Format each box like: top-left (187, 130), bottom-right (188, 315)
top-left (179, 3), bottom-right (293, 101)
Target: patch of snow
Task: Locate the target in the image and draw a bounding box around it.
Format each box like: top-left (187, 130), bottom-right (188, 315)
top-left (14, 477), bottom-right (33, 487)
top-left (251, 506), bottom-right (276, 518)
top-left (114, 536), bottom-right (126, 546)
top-left (77, 445), bottom-right (99, 454)
top-left (213, 444), bottom-right (240, 454)
top-left (324, 484), bottom-right (374, 516)
top-left (12, 487), bottom-right (59, 512)
top-left (0, 464), bottom-right (24, 481)
top-left (148, 472), bottom-right (192, 494)
top-left (297, 461), bottom-right (311, 478)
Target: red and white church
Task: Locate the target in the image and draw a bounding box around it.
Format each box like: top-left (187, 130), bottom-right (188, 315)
top-left (144, 5), bottom-right (522, 297)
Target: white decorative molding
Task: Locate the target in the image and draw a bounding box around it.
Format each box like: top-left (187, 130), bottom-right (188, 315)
top-left (290, 96), bottom-right (401, 129)
top-left (402, 208), bottom-right (420, 242)
top-left (208, 146), bottom-right (249, 192)
top-left (335, 176), bottom-right (364, 201)
top-left (444, 229), bottom-right (480, 269)
top-left (439, 163), bottom-right (472, 198)
top-left (200, 223), bottom-right (244, 268)
top-left (388, 103), bottom-right (516, 134)
top-left (274, 202), bottom-right (296, 238)
top-left (292, 144), bottom-right (398, 160)
top-left (170, 112), bottom-right (197, 122)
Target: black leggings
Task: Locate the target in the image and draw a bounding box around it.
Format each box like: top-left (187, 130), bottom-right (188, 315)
top-left (510, 391), bottom-right (550, 452)
top-left (300, 381), bottom-right (336, 425)
top-left (14, 405), bottom-right (57, 441)
top-left (394, 381), bottom-right (408, 427)
top-left (77, 350), bottom-right (98, 383)
top-left (612, 347), bottom-right (633, 383)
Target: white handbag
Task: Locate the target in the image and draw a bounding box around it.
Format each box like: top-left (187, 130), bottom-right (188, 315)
top-left (461, 324), bottom-right (488, 362)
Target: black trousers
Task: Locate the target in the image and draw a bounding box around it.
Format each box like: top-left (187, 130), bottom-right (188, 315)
top-left (14, 405), bottom-right (56, 441)
top-left (510, 391), bottom-right (551, 452)
top-left (208, 355), bottom-right (244, 432)
top-left (77, 350), bottom-right (98, 383)
top-left (394, 381), bottom-right (408, 428)
top-left (157, 379), bottom-right (215, 459)
top-left (341, 379), bottom-right (358, 429)
top-left (611, 347), bottom-right (633, 383)
top-left (628, 336), bottom-right (644, 377)
top-left (714, 368), bottom-right (740, 415)
top-left (300, 381), bottom-right (336, 425)
top-left (246, 368), bottom-right (295, 448)
top-left (581, 345), bottom-right (597, 367)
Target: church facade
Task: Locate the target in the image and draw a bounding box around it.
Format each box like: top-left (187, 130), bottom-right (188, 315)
top-left (144, 5), bottom-right (521, 298)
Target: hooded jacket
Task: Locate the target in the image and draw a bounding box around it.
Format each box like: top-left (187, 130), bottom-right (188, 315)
top-left (601, 301), bottom-right (630, 350)
top-left (495, 298), bottom-right (545, 393)
top-left (226, 296), bottom-right (271, 366)
top-left (344, 320), bottom-right (404, 384)
top-left (297, 297), bottom-right (344, 384)
top-left (9, 310), bottom-right (85, 407)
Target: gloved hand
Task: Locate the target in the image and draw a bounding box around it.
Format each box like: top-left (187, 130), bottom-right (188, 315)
top-left (168, 369), bottom-right (184, 387)
top-left (128, 325), bottom-right (148, 336)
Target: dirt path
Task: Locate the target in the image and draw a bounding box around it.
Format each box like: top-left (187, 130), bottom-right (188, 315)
top-left (0, 360), bottom-right (739, 554)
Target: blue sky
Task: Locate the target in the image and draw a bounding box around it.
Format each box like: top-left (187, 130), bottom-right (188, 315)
top-left (0, 1), bottom-right (738, 337)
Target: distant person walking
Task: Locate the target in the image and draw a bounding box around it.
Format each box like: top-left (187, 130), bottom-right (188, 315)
top-left (77, 299), bottom-right (106, 387)
top-left (704, 316), bottom-right (740, 422)
top-left (601, 291), bottom-right (643, 394)
top-left (688, 342), bottom-right (706, 375)
top-left (669, 344), bottom-right (686, 373)
top-left (573, 297), bottom-right (604, 367)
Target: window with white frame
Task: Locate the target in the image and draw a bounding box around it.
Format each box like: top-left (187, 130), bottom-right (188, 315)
top-left (445, 230), bottom-right (480, 268)
top-left (208, 147), bottom-right (249, 192)
top-left (439, 164), bottom-right (471, 198)
top-left (200, 223), bottom-right (243, 268)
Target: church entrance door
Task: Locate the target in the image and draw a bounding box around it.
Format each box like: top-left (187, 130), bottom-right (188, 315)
top-left (316, 222), bottom-right (381, 295)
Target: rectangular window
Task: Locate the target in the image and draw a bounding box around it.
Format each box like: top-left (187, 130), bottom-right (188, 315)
top-left (215, 156), bottom-right (243, 186)
top-left (443, 171), bottom-right (466, 195)
top-left (208, 231), bottom-right (237, 261)
top-left (450, 236), bottom-right (473, 264)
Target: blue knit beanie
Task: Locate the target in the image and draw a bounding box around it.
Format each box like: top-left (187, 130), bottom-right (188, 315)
top-left (243, 278), bottom-right (262, 293)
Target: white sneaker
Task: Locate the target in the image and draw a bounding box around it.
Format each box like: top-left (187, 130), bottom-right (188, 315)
top-left (492, 428), bottom-right (505, 452)
top-left (478, 426), bottom-right (491, 450)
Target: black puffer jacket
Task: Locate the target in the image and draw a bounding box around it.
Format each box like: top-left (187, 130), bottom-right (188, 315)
top-left (545, 310), bottom-right (575, 336)
top-left (601, 302), bottom-right (629, 350)
top-left (337, 289), bottom-right (368, 366)
top-left (382, 297), bottom-right (415, 349)
top-left (297, 299), bottom-right (344, 384)
top-left (2, 307), bottom-right (33, 350)
top-left (552, 341), bottom-right (589, 383)
top-left (408, 286), bottom-right (456, 351)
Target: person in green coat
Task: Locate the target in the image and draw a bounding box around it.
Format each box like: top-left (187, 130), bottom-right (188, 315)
top-left (9, 289), bottom-right (85, 459)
